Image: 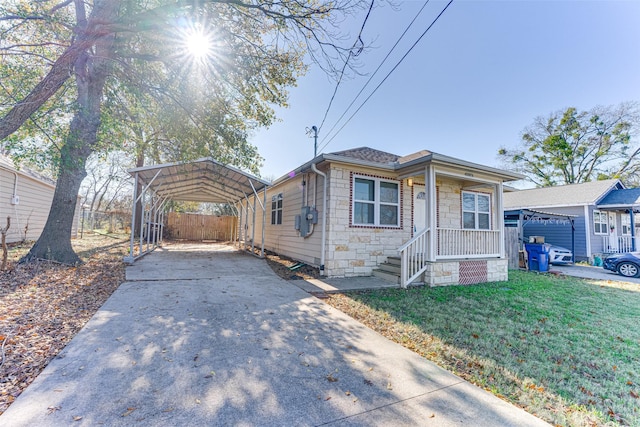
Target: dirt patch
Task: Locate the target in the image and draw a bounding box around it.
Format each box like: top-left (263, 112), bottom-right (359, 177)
top-left (263, 250), bottom-right (320, 281)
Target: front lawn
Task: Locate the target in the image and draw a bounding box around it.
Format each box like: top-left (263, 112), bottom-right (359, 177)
top-left (326, 270), bottom-right (640, 426)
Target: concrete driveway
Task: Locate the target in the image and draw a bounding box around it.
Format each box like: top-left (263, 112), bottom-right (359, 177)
top-left (0, 243), bottom-right (548, 426)
top-left (550, 264), bottom-right (640, 284)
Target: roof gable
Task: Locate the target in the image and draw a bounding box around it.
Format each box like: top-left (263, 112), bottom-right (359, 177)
top-left (598, 188), bottom-right (640, 207)
top-left (503, 179), bottom-right (623, 209)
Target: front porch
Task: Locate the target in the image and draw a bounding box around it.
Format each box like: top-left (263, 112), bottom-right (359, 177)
top-left (394, 162), bottom-right (509, 287)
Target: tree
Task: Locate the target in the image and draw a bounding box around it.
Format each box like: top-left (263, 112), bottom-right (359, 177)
top-left (0, 0), bottom-right (369, 264)
top-left (498, 103), bottom-right (640, 187)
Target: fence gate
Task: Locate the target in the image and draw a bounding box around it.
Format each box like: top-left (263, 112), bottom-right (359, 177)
top-left (166, 212), bottom-right (237, 241)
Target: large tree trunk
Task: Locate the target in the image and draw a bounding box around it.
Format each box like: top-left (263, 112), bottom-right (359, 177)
top-left (20, 0), bottom-right (119, 264)
top-left (21, 145), bottom-right (91, 264)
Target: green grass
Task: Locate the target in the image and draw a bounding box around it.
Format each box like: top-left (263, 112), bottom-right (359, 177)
top-left (327, 270), bottom-right (640, 426)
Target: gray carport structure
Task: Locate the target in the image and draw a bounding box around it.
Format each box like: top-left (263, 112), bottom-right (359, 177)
top-left (123, 158), bottom-right (270, 263)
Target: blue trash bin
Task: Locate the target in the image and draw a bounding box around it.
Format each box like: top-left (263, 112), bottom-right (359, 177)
top-left (525, 243), bottom-right (550, 272)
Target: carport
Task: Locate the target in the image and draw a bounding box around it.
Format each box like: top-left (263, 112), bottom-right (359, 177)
top-left (123, 158), bottom-right (270, 263)
top-left (504, 208), bottom-right (577, 263)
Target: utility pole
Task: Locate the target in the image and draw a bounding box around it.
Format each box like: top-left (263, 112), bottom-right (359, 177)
top-left (309, 125), bottom-right (318, 157)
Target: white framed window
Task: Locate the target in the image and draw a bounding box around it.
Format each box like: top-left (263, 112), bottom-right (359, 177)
top-left (621, 214), bottom-right (631, 235)
top-left (593, 210), bottom-right (608, 235)
top-left (271, 193), bottom-right (283, 225)
top-left (352, 176), bottom-right (399, 226)
top-left (462, 191), bottom-right (491, 230)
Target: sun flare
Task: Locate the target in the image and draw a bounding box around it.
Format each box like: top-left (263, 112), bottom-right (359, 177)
top-left (186, 31), bottom-right (210, 59)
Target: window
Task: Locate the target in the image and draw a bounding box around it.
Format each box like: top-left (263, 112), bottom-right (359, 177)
top-left (271, 193), bottom-right (283, 225)
top-left (621, 214), bottom-right (631, 235)
top-left (352, 176), bottom-right (399, 226)
top-left (593, 210), bottom-right (608, 235)
top-left (462, 192), bottom-right (491, 230)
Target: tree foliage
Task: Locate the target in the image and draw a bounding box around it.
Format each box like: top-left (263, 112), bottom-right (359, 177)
top-left (0, 0), bottom-right (370, 263)
top-left (498, 103), bottom-right (640, 187)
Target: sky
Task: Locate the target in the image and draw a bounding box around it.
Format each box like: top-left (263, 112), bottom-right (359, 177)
top-left (248, 0), bottom-right (640, 183)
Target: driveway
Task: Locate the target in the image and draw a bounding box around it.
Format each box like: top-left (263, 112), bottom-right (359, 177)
top-left (0, 243), bottom-right (548, 426)
top-left (550, 264), bottom-right (640, 284)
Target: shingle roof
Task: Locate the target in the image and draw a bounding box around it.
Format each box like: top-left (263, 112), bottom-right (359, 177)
top-left (598, 188), bottom-right (640, 207)
top-left (329, 147), bottom-right (399, 164)
top-left (503, 179), bottom-right (623, 209)
top-left (0, 154), bottom-right (56, 186)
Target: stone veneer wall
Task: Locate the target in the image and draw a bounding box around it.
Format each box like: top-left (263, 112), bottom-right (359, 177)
top-left (423, 258), bottom-right (508, 286)
top-left (325, 165), bottom-right (411, 277)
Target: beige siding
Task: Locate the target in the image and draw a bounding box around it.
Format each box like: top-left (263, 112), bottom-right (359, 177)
top-left (0, 167), bottom-right (80, 244)
top-left (244, 172), bottom-right (323, 267)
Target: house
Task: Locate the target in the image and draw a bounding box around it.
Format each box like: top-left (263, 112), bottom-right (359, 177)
top-left (241, 147), bottom-right (523, 287)
top-left (503, 179), bottom-right (640, 262)
top-left (0, 155), bottom-right (80, 244)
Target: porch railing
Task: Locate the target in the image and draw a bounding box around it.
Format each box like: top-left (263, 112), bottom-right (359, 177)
top-left (601, 235), bottom-right (637, 254)
top-left (398, 227), bottom-right (430, 288)
top-left (437, 228), bottom-right (501, 258)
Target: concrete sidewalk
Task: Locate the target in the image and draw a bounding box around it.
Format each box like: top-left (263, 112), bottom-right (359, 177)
top-left (0, 243), bottom-right (549, 426)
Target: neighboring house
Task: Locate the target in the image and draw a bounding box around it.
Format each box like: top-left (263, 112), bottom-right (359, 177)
top-left (503, 179), bottom-right (640, 262)
top-left (0, 155), bottom-right (80, 244)
top-left (242, 147), bottom-right (522, 287)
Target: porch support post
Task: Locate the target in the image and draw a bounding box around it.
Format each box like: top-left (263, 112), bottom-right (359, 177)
top-left (425, 164), bottom-right (437, 261)
top-left (496, 181), bottom-right (505, 258)
top-left (631, 210), bottom-right (636, 252)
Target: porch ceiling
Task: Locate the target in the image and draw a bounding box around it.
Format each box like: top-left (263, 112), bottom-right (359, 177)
top-left (127, 158), bottom-right (269, 204)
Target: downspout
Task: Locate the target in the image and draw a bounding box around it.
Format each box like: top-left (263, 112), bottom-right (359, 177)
top-left (311, 163), bottom-right (327, 276)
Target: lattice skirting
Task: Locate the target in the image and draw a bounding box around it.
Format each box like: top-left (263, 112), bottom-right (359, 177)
top-left (458, 260), bottom-right (488, 285)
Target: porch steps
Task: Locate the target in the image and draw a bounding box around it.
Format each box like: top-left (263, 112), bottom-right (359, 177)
top-left (372, 256), bottom-right (402, 285)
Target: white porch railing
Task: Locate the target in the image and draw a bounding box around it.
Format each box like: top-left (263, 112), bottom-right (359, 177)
top-left (437, 228), bottom-right (501, 258)
top-left (601, 235), bottom-right (637, 254)
top-left (398, 227), bottom-right (430, 288)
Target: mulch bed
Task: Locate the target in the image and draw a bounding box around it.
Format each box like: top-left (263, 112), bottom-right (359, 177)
top-left (0, 236), bottom-right (128, 415)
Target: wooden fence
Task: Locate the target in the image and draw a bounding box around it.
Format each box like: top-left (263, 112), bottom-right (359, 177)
top-left (504, 226), bottom-right (520, 269)
top-left (166, 212), bottom-right (237, 241)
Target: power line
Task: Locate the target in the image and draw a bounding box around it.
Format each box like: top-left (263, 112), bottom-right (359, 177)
top-left (318, 1), bottom-right (431, 150)
top-left (317, 0), bottom-right (454, 154)
top-left (317, 0), bottom-right (375, 132)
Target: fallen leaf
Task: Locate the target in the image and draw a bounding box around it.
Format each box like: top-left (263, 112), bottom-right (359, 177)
top-left (631, 391), bottom-right (639, 399)
top-left (121, 407), bottom-right (136, 417)
top-left (73, 416), bottom-right (83, 421)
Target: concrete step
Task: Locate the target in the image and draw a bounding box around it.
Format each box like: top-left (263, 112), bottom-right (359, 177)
top-left (386, 256), bottom-right (401, 266)
top-left (377, 262), bottom-right (401, 275)
top-left (372, 269), bottom-right (400, 284)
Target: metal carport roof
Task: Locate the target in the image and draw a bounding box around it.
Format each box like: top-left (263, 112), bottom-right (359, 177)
top-left (127, 157), bottom-right (269, 204)
top-left (124, 158), bottom-right (270, 263)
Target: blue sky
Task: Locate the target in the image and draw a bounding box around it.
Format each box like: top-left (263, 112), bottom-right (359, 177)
top-left (249, 0), bottom-right (640, 181)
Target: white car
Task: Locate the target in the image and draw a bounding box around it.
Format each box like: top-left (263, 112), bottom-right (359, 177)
top-left (548, 245), bottom-right (573, 265)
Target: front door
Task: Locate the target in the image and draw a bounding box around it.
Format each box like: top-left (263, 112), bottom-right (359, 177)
top-left (413, 185), bottom-right (426, 233)
top-left (609, 212), bottom-right (618, 252)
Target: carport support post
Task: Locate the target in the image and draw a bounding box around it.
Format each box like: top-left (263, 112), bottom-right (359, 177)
top-left (251, 193), bottom-right (256, 253)
top-left (238, 201), bottom-right (243, 249)
top-left (261, 186), bottom-right (267, 258)
top-left (139, 190), bottom-right (146, 256)
top-left (125, 172), bottom-right (139, 263)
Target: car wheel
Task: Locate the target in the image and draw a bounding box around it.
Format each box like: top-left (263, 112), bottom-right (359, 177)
top-left (617, 262), bottom-right (640, 278)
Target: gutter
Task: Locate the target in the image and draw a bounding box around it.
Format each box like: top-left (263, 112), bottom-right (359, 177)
top-left (311, 163), bottom-right (327, 276)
